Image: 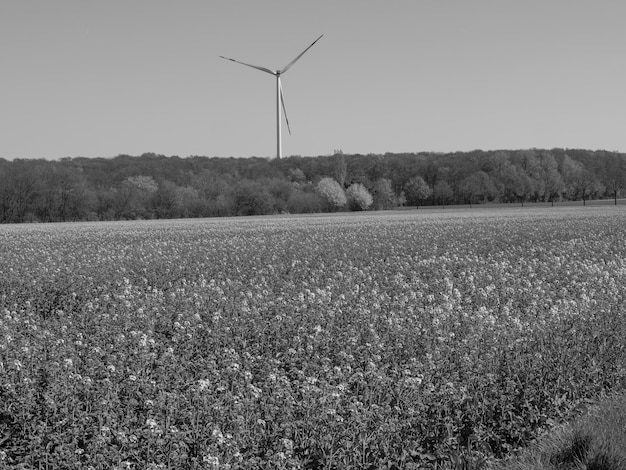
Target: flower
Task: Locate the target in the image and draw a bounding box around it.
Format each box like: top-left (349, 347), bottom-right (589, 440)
top-left (198, 379), bottom-right (211, 391)
top-left (203, 455), bottom-right (219, 466)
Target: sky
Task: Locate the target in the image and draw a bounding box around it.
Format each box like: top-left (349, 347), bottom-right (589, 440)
top-left (1, 1), bottom-right (625, 160)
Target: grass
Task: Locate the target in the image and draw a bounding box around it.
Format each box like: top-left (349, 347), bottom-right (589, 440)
top-left (495, 391), bottom-right (626, 470)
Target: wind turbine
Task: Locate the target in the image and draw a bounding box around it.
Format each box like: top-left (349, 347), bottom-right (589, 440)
top-left (220, 34), bottom-right (324, 159)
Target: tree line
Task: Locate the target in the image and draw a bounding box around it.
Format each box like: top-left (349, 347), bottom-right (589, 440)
top-left (0, 148), bottom-right (625, 223)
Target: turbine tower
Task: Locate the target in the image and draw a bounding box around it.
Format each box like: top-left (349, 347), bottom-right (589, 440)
top-left (220, 34), bottom-right (323, 159)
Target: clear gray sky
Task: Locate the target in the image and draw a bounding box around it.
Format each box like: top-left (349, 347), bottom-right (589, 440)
top-left (1, 1), bottom-right (625, 160)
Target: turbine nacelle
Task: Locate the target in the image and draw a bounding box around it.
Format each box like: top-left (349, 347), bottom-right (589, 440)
top-left (220, 34), bottom-right (324, 159)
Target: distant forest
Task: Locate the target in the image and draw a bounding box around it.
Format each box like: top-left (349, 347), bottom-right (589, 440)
top-left (1, 148), bottom-right (625, 223)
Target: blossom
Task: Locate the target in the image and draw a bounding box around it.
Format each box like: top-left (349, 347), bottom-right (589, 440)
top-left (202, 455), bottom-right (219, 467)
top-left (3, 207), bottom-right (626, 467)
top-left (198, 379), bottom-right (211, 391)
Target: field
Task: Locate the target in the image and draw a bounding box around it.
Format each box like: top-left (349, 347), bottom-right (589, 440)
top-left (1, 207), bottom-right (626, 469)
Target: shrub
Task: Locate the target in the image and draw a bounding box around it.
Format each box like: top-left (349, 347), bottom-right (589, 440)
top-left (286, 189), bottom-right (324, 213)
top-left (346, 183), bottom-right (373, 211)
top-left (316, 177), bottom-right (347, 211)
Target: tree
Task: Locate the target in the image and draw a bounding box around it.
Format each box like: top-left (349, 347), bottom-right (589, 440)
top-left (176, 186), bottom-right (205, 217)
top-left (316, 177), bottom-right (347, 211)
top-left (38, 165), bottom-right (94, 222)
top-left (459, 171), bottom-right (497, 207)
top-left (263, 178), bottom-right (293, 214)
top-left (152, 181), bottom-right (179, 218)
top-left (397, 191), bottom-right (407, 207)
top-left (114, 175), bottom-right (158, 219)
top-left (372, 178), bottom-right (396, 210)
top-left (287, 168), bottom-right (306, 187)
top-left (498, 162), bottom-right (534, 205)
top-left (332, 152), bottom-right (347, 187)
top-left (515, 150), bottom-right (546, 202)
top-left (600, 154), bottom-right (626, 205)
top-left (232, 180), bottom-right (273, 216)
top-left (287, 190), bottom-right (324, 213)
top-left (404, 176), bottom-right (432, 208)
top-left (535, 152), bottom-right (563, 205)
top-left (562, 156), bottom-right (600, 205)
top-left (543, 168), bottom-right (565, 206)
top-left (573, 169), bottom-right (602, 206)
top-left (433, 180), bottom-right (453, 208)
top-left (0, 168), bottom-right (11, 222)
top-left (0, 163), bottom-right (39, 222)
top-left (93, 187), bottom-right (117, 220)
top-left (368, 155), bottom-right (389, 182)
top-left (346, 183), bottom-right (373, 211)
top-left (2, 149), bottom-right (626, 223)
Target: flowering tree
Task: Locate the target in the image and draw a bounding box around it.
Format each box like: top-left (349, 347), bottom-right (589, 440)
top-left (316, 177), bottom-right (347, 211)
top-left (346, 183), bottom-right (373, 211)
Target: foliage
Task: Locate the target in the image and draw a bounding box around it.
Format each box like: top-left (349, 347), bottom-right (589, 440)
top-left (371, 178), bottom-right (396, 210)
top-left (561, 155), bottom-right (603, 205)
top-left (1, 148), bottom-right (626, 223)
top-left (332, 153), bottom-right (347, 187)
top-left (345, 183), bottom-right (373, 211)
top-left (499, 391), bottom-right (626, 469)
top-left (460, 171), bottom-right (498, 205)
top-left (286, 189), bottom-right (324, 214)
top-left (1, 208), bottom-right (626, 468)
top-left (232, 180), bottom-right (273, 216)
top-left (434, 180), bottom-right (454, 206)
top-left (316, 176), bottom-right (347, 211)
top-left (404, 176), bottom-right (433, 208)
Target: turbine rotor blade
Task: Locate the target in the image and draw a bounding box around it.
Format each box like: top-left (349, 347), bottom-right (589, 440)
top-left (219, 56), bottom-right (276, 76)
top-left (280, 34), bottom-right (324, 74)
top-left (280, 83), bottom-right (291, 135)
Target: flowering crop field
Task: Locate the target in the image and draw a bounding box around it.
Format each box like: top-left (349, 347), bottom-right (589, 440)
top-left (1, 207), bottom-right (626, 469)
